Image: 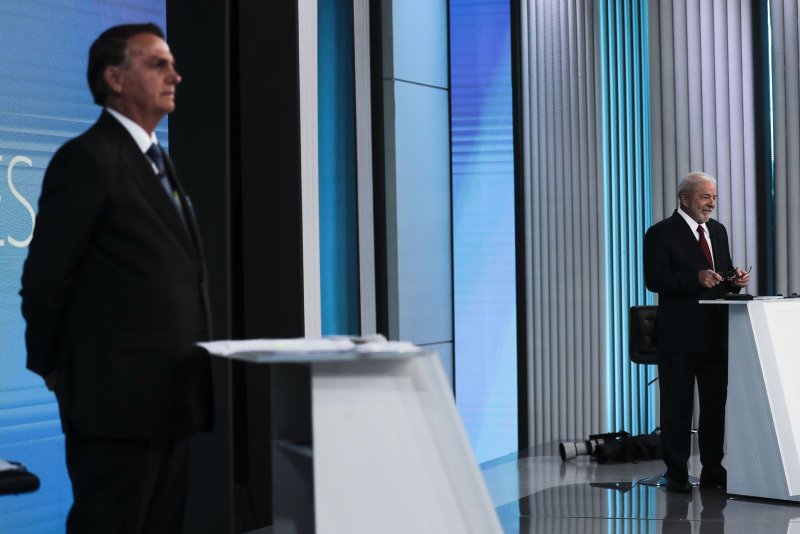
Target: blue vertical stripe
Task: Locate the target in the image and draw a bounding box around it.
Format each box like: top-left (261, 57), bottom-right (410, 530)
top-left (319, 0), bottom-right (360, 335)
top-left (600, 0), bottom-right (655, 435)
top-left (450, 0), bottom-right (518, 462)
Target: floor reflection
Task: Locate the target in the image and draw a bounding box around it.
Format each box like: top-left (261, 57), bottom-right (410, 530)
top-left (495, 479), bottom-right (800, 534)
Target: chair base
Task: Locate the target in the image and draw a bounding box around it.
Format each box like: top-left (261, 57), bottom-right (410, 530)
top-left (0, 461), bottom-right (40, 495)
top-left (638, 473), bottom-right (700, 487)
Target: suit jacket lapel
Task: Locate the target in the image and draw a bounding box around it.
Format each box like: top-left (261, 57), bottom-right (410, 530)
top-left (671, 210), bottom-right (709, 269)
top-left (706, 221), bottom-right (726, 273)
top-left (165, 154), bottom-right (213, 336)
top-left (163, 153), bottom-right (205, 262)
top-left (99, 113), bottom-right (198, 259)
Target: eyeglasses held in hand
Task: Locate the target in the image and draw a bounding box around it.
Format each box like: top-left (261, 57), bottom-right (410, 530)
top-left (719, 266), bottom-right (752, 282)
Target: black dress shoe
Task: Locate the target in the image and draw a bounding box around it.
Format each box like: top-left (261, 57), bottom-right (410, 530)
top-left (666, 479), bottom-right (693, 493)
top-left (699, 477), bottom-right (726, 490)
top-left (700, 466), bottom-right (727, 490)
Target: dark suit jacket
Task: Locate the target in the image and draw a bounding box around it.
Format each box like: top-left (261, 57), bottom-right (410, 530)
top-left (21, 110), bottom-right (212, 439)
top-left (643, 210), bottom-right (737, 353)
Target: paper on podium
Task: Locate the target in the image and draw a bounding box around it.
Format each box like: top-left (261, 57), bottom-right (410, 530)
top-left (353, 339), bottom-right (419, 353)
top-left (198, 337), bottom-right (357, 357)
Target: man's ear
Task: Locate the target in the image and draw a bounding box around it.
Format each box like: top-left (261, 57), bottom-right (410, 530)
top-left (103, 66), bottom-right (123, 95)
top-left (678, 192), bottom-right (687, 209)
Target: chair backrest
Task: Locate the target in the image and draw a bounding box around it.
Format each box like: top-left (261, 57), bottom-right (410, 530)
top-left (629, 305), bottom-right (658, 365)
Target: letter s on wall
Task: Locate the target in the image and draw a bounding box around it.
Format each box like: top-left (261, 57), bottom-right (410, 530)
top-left (7, 155), bottom-right (36, 248)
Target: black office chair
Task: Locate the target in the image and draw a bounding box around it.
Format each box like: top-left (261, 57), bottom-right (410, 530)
top-left (629, 305), bottom-right (659, 366)
top-left (628, 305), bottom-right (699, 487)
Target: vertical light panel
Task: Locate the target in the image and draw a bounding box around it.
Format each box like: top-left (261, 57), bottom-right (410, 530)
top-left (0, 3), bottom-right (167, 531)
top-left (299, 0), bottom-right (322, 336)
top-left (318, 0), bottom-right (378, 336)
top-left (319, 0), bottom-right (360, 335)
top-left (450, 0), bottom-right (518, 461)
top-left (598, 0), bottom-right (655, 436)
top-left (353, 0), bottom-right (377, 335)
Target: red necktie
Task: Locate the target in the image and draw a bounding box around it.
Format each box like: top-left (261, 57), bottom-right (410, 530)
top-left (697, 226), bottom-right (713, 269)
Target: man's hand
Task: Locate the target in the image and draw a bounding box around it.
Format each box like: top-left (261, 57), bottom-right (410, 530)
top-left (699, 269), bottom-right (723, 288)
top-left (44, 371), bottom-right (57, 391)
top-left (732, 268), bottom-right (751, 288)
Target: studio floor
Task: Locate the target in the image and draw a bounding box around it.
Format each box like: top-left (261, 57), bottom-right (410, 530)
top-left (481, 444), bottom-right (800, 534)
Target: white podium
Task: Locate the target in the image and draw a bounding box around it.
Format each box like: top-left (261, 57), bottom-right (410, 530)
top-left (710, 299), bottom-right (800, 501)
top-left (203, 341), bottom-right (502, 534)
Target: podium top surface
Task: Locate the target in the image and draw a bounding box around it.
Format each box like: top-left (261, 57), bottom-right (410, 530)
top-left (700, 297), bottom-right (800, 305)
top-left (198, 337), bottom-right (431, 364)
top-left (206, 349), bottom-right (432, 364)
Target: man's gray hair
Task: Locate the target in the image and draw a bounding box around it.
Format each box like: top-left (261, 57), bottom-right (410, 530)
top-left (677, 171), bottom-right (717, 198)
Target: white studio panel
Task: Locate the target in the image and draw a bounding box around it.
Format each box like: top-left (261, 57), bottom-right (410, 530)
top-left (748, 301), bottom-right (800, 495)
top-left (724, 300), bottom-right (800, 501)
top-left (312, 354), bottom-right (501, 534)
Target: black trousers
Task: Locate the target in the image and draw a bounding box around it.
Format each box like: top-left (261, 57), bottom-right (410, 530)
top-left (65, 432), bottom-right (190, 534)
top-left (658, 349), bottom-right (728, 482)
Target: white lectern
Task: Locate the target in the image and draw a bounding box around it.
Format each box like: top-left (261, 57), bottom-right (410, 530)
top-left (711, 299), bottom-right (800, 501)
top-left (202, 341), bottom-right (502, 534)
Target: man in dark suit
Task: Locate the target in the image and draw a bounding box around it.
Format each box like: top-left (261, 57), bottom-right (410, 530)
top-left (20, 23), bottom-right (211, 532)
top-left (644, 171), bottom-right (750, 493)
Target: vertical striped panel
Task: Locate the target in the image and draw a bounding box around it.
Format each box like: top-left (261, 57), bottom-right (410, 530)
top-left (649, 0), bottom-right (758, 286)
top-left (771, 0), bottom-right (800, 294)
top-left (599, 0), bottom-right (655, 436)
top-left (520, 0), bottom-right (605, 446)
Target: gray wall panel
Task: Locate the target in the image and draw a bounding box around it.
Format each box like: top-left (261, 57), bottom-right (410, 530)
top-left (383, 0), bottom-right (448, 89)
top-left (392, 82), bottom-right (452, 344)
top-left (381, 0), bottom-right (453, 353)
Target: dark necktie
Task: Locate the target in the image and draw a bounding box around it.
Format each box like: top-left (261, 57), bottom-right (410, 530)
top-left (146, 143), bottom-right (166, 175)
top-left (146, 143), bottom-right (186, 224)
top-left (697, 225), bottom-right (713, 269)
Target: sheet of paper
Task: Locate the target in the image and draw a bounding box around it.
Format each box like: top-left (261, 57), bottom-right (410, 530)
top-left (354, 340), bottom-right (420, 353)
top-left (198, 337), bottom-right (356, 356)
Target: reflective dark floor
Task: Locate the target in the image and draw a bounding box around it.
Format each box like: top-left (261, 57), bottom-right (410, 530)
top-left (482, 444), bottom-right (800, 534)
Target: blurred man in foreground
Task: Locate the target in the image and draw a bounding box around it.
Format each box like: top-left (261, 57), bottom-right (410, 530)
top-left (21, 23), bottom-right (212, 532)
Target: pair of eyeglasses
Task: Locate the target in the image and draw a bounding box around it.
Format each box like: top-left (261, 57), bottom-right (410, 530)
top-left (719, 266), bottom-right (752, 282)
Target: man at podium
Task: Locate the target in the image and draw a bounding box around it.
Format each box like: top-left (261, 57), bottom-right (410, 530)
top-left (643, 171), bottom-right (750, 493)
